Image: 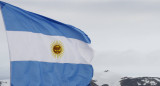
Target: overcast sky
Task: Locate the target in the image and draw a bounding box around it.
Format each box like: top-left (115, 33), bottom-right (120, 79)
top-left (1, 0), bottom-right (160, 79)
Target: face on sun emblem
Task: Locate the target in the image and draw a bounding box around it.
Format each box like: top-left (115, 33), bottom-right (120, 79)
top-left (53, 45), bottom-right (62, 54)
top-left (51, 41), bottom-right (64, 58)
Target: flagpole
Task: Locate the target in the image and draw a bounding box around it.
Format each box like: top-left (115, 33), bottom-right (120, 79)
top-left (0, 7), bottom-right (11, 86)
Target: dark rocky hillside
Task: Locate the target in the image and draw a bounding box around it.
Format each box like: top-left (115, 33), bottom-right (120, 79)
top-left (0, 81), bottom-right (7, 86)
top-left (90, 80), bottom-right (109, 86)
top-left (120, 77), bottom-right (160, 86)
top-left (90, 80), bottom-right (99, 86)
top-left (90, 77), bottom-right (160, 86)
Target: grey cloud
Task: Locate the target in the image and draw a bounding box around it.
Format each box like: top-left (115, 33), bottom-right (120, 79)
top-left (8, 0), bottom-right (160, 14)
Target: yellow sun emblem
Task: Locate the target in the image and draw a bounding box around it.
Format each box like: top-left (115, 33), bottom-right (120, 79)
top-left (51, 40), bottom-right (64, 58)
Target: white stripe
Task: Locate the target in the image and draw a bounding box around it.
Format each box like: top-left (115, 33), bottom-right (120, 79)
top-left (6, 31), bottom-right (93, 64)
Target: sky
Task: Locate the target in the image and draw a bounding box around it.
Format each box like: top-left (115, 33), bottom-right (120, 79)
top-left (1, 0), bottom-right (160, 79)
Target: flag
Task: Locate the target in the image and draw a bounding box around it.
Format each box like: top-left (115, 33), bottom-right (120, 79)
top-left (0, 1), bottom-right (94, 86)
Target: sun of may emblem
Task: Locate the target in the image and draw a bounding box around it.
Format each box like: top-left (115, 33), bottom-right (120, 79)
top-left (51, 40), bottom-right (64, 58)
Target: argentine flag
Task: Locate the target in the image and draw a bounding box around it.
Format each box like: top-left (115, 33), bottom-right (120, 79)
top-left (0, 1), bottom-right (94, 86)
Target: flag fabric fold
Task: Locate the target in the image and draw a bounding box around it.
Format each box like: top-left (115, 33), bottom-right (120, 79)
top-left (0, 1), bottom-right (94, 86)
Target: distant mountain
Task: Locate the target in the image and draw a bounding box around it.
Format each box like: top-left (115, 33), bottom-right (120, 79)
top-left (91, 77), bottom-right (160, 86)
top-left (120, 77), bottom-right (160, 86)
top-left (91, 69), bottom-right (160, 86)
top-left (0, 80), bottom-right (9, 86)
top-left (90, 80), bottom-right (99, 86)
top-left (90, 80), bottom-right (109, 86)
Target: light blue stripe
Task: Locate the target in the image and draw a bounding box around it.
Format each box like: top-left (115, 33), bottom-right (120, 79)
top-left (0, 1), bottom-right (91, 43)
top-left (11, 61), bottom-right (93, 86)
